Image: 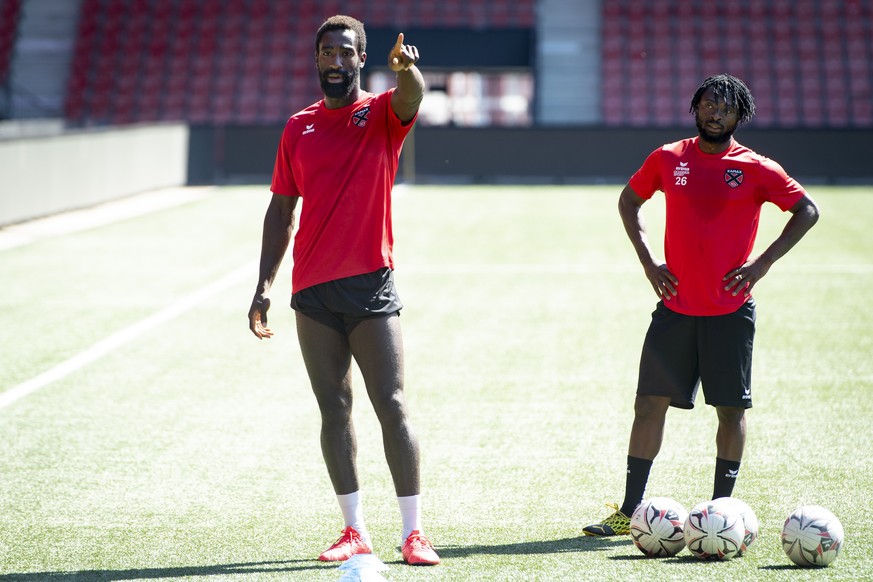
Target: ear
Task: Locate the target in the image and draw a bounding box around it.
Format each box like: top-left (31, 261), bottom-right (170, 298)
top-left (359, 51), bottom-right (366, 68)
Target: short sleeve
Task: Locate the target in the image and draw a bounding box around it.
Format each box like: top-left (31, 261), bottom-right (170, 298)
top-left (756, 156), bottom-right (806, 211)
top-left (383, 88), bottom-right (417, 140)
top-left (627, 147), bottom-right (664, 200)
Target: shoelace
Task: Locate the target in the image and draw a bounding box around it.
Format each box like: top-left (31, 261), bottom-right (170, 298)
top-left (331, 528), bottom-right (361, 547)
top-left (406, 533), bottom-right (432, 550)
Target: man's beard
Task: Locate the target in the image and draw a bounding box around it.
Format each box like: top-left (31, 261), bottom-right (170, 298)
top-left (320, 67), bottom-right (359, 100)
top-left (696, 118), bottom-right (734, 145)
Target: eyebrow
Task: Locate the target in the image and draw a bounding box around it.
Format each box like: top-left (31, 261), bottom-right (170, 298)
top-left (320, 42), bottom-right (356, 51)
top-left (704, 96), bottom-right (736, 106)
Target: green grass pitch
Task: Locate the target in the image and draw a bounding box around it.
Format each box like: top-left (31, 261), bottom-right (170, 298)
top-left (1, 184), bottom-right (871, 581)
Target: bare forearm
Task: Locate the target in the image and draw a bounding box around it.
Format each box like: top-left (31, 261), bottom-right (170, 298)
top-left (256, 196), bottom-right (296, 295)
top-left (758, 197), bottom-right (820, 268)
top-left (619, 190), bottom-right (659, 269)
top-left (396, 66), bottom-right (424, 108)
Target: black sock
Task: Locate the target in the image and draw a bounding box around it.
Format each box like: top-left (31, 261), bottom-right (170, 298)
top-left (712, 457), bottom-right (741, 499)
top-left (620, 456), bottom-right (653, 516)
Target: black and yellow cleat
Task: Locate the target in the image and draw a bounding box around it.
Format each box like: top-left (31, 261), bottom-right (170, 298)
top-left (582, 503), bottom-right (631, 536)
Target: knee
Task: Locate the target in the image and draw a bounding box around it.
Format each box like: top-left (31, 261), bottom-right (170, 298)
top-left (633, 394), bottom-right (671, 420)
top-left (315, 390), bottom-right (353, 425)
top-left (372, 390), bottom-right (407, 427)
top-left (716, 407), bottom-right (746, 427)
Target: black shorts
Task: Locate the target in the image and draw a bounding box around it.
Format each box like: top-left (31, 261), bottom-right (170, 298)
top-left (636, 300), bottom-right (756, 409)
top-left (290, 267), bottom-right (403, 335)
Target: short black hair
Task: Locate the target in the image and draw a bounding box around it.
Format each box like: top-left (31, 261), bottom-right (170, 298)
top-left (315, 15), bottom-right (366, 55)
top-left (690, 74), bottom-right (756, 125)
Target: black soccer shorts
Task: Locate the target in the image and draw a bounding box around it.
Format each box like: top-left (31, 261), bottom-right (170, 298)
top-left (636, 300), bottom-right (756, 409)
top-left (290, 267), bottom-right (403, 335)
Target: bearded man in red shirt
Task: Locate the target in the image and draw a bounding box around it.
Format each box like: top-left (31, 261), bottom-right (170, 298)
top-left (584, 74), bottom-right (820, 537)
top-left (247, 15), bottom-right (439, 565)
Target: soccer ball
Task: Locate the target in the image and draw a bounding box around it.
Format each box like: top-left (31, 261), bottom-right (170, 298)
top-left (684, 499), bottom-right (745, 560)
top-left (781, 505), bottom-right (844, 567)
top-left (714, 497), bottom-right (759, 555)
top-left (630, 497), bottom-right (689, 557)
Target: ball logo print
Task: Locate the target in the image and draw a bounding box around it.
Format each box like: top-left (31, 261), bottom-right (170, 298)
top-left (714, 497), bottom-right (758, 555)
top-left (630, 497), bottom-right (689, 557)
top-left (683, 500), bottom-right (745, 560)
top-left (781, 505), bottom-right (844, 567)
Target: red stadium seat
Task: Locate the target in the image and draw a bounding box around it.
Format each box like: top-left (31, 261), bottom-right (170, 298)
top-left (60, 0), bottom-right (867, 128)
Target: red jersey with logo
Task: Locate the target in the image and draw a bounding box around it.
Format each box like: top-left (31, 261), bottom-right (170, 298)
top-left (628, 137), bottom-right (806, 316)
top-left (271, 89), bottom-right (415, 292)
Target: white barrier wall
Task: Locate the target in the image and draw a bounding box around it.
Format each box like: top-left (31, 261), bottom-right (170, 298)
top-left (0, 122), bottom-right (189, 226)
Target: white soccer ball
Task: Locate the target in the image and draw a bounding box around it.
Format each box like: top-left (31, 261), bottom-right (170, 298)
top-left (630, 497), bottom-right (689, 557)
top-left (684, 499), bottom-right (745, 560)
top-left (714, 497), bottom-right (759, 555)
top-left (781, 505), bottom-right (844, 567)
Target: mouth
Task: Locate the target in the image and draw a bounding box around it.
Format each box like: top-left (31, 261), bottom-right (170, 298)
top-left (705, 122), bottom-right (723, 131)
top-left (325, 72), bottom-right (346, 83)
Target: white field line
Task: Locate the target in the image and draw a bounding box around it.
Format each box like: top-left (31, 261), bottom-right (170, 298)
top-left (0, 186), bottom-right (213, 250)
top-left (0, 261), bottom-right (256, 411)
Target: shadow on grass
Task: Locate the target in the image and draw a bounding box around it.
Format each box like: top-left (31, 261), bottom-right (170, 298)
top-left (434, 535), bottom-right (629, 559)
top-left (609, 552), bottom-right (747, 564)
top-left (759, 564), bottom-right (821, 571)
top-left (0, 559), bottom-right (334, 581)
top-left (611, 553), bottom-right (800, 569)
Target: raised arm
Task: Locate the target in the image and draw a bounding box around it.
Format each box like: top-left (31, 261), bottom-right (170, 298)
top-left (618, 183), bottom-right (679, 301)
top-left (248, 193), bottom-right (299, 338)
top-left (388, 33), bottom-right (425, 123)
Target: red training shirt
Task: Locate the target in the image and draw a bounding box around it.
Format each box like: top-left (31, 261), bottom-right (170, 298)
top-left (271, 89), bottom-right (415, 293)
top-left (628, 137), bottom-right (806, 316)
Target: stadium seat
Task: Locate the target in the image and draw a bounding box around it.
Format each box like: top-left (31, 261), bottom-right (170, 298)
top-left (59, 0), bottom-right (867, 128)
top-left (597, 0), bottom-right (873, 129)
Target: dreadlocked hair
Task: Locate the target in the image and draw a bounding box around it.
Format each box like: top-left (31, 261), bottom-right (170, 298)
top-left (315, 15), bottom-right (367, 55)
top-left (690, 74), bottom-right (756, 125)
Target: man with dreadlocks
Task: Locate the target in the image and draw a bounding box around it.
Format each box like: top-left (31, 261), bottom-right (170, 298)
top-left (583, 74), bottom-right (819, 537)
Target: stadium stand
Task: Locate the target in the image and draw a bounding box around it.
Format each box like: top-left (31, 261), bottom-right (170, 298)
top-left (64, 0), bottom-right (535, 126)
top-left (58, 0), bottom-right (873, 129)
top-left (601, 0), bottom-right (873, 128)
top-left (0, 0), bottom-right (22, 98)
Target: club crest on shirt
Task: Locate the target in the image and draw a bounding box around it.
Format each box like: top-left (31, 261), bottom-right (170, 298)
top-left (724, 168), bottom-right (744, 188)
top-left (352, 106), bottom-right (370, 127)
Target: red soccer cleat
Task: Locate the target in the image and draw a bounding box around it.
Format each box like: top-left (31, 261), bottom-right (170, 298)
top-left (318, 526), bottom-right (372, 561)
top-left (401, 530), bottom-right (440, 566)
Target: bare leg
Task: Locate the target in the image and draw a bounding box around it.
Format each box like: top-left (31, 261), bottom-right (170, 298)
top-left (627, 394), bottom-right (672, 459)
top-left (348, 314), bottom-right (420, 497)
top-left (715, 406), bottom-right (746, 461)
top-left (296, 313), bottom-right (358, 495)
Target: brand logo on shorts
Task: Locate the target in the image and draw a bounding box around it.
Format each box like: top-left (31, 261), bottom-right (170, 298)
top-left (352, 106), bottom-right (370, 127)
top-left (724, 168), bottom-right (744, 188)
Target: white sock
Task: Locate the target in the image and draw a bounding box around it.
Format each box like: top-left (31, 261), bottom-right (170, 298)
top-left (337, 491), bottom-right (370, 546)
top-left (397, 494), bottom-right (422, 543)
